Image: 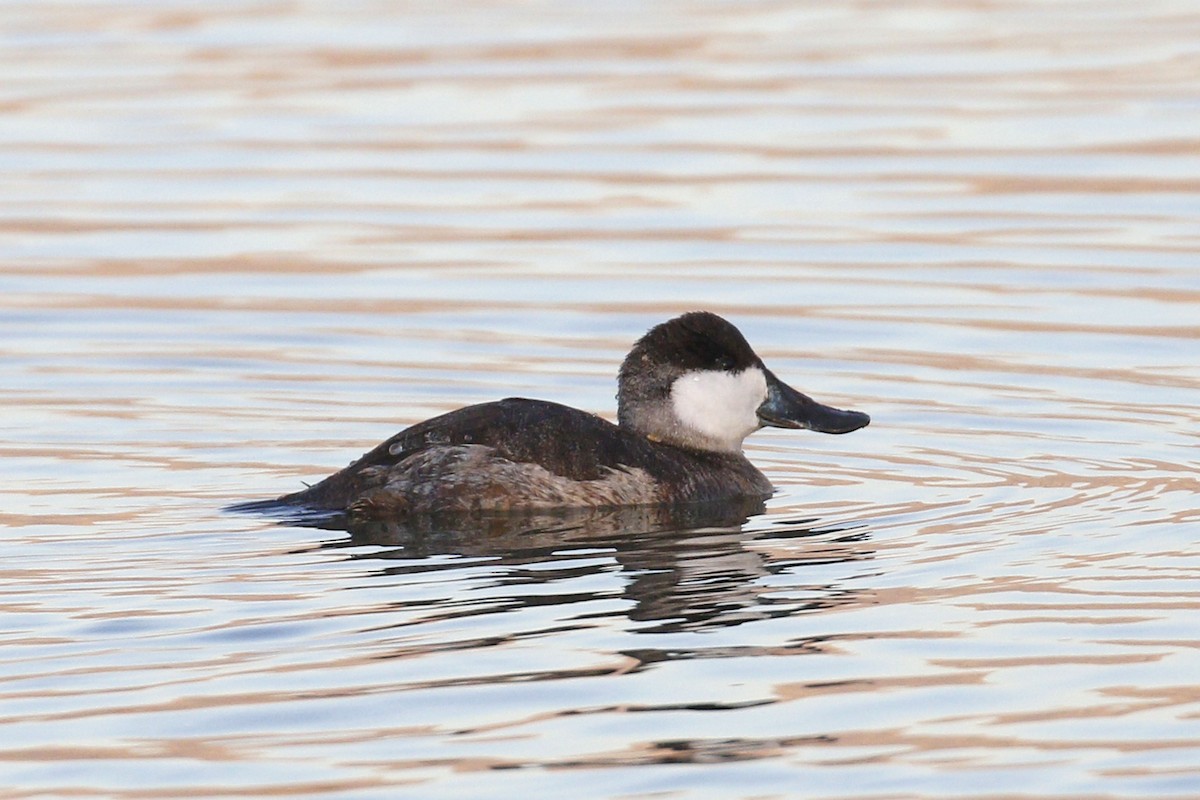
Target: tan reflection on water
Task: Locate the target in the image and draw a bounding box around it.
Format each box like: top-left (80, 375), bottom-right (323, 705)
top-left (2, 0), bottom-right (1199, 797)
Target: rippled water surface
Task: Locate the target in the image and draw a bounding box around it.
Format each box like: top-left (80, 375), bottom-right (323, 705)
top-left (3, 1), bottom-right (1199, 798)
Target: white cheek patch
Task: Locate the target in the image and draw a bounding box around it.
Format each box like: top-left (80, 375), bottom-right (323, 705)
top-left (670, 367), bottom-right (768, 451)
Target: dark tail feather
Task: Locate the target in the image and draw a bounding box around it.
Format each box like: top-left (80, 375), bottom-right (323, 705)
top-left (225, 496), bottom-right (347, 529)
top-left (224, 497), bottom-right (292, 515)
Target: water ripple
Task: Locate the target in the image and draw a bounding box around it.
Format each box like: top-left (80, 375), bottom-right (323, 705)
top-left (3, 0), bottom-right (1199, 797)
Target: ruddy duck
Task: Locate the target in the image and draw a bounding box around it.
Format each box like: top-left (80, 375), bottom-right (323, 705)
top-left (264, 312), bottom-right (869, 517)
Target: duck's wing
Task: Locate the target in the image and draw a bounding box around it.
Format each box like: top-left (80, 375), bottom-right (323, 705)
top-left (281, 398), bottom-right (662, 510)
top-left (379, 398), bottom-right (647, 479)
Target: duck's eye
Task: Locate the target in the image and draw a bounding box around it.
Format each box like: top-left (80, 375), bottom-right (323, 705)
top-left (715, 355), bottom-right (736, 371)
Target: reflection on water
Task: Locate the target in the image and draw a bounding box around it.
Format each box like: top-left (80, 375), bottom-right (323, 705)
top-left (2, 0), bottom-right (1199, 797)
top-left (308, 501), bottom-right (871, 634)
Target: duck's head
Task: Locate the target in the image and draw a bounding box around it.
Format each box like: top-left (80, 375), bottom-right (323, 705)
top-left (617, 311), bottom-right (870, 453)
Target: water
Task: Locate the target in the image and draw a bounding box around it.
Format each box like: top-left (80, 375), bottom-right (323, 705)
top-left (2, 1), bottom-right (1198, 797)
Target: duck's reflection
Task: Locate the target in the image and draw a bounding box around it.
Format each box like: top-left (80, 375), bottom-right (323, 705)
top-left (299, 500), bottom-right (872, 633)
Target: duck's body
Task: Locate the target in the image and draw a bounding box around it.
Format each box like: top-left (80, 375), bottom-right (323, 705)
top-left (281, 398), bottom-right (773, 516)
top-left (266, 312), bottom-right (869, 518)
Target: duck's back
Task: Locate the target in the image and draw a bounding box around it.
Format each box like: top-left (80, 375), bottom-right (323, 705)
top-left (281, 398), bottom-right (772, 516)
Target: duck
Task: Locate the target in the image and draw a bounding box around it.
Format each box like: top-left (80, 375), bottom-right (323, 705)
top-left (266, 311), bottom-right (868, 518)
